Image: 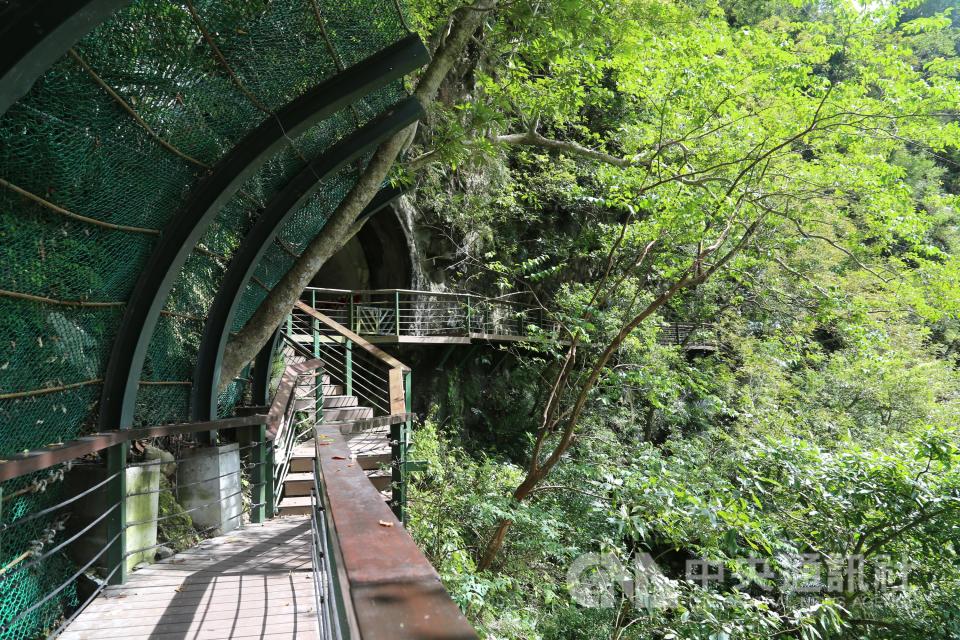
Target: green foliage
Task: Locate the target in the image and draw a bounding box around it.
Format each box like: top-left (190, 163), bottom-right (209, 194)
top-left (405, 0), bottom-right (960, 637)
top-left (157, 477), bottom-right (199, 553)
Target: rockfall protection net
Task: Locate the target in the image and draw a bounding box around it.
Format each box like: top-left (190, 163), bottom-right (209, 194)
top-left (0, 1), bottom-right (413, 637)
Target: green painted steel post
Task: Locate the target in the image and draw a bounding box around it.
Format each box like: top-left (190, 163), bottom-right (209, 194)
top-left (311, 290), bottom-right (319, 352)
top-left (404, 370), bottom-right (412, 525)
top-left (349, 296), bottom-right (355, 333)
top-left (312, 294), bottom-right (320, 358)
top-left (345, 339), bottom-right (353, 396)
top-left (266, 447), bottom-right (276, 517)
top-left (247, 424), bottom-right (268, 523)
top-left (390, 370), bottom-right (413, 523)
top-left (394, 290), bottom-right (401, 337)
top-left (105, 441), bottom-right (128, 584)
top-left (312, 292), bottom-right (321, 418)
top-left (466, 296), bottom-right (472, 333)
top-left (390, 419), bottom-right (403, 521)
top-left (286, 313), bottom-right (292, 335)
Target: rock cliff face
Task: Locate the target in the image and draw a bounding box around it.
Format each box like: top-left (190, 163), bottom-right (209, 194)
top-left (311, 194), bottom-right (452, 294)
top-left (395, 195), bottom-right (453, 290)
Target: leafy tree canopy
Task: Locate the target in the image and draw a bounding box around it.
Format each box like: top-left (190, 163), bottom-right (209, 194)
top-left (397, 0), bottom-right (960, 638)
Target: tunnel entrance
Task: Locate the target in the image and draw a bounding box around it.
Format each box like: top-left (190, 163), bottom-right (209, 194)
top-left (311, 206), bottom-right (412, 290)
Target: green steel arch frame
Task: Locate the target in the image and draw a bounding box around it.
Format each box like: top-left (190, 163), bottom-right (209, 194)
top-left (98, 37), bottom-right (429, 431)
top-left (0, 0), bottom-right (129, 117)
top-left (190, 182), bottom-right (406, 420)
top-left (190, 104), bottom-right (421, 421)
top-left (252, 329), bottom-right (283, 407)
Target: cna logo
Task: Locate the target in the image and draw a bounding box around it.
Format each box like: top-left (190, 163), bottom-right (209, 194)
top-left (566, 552), bottom-right (680, 610)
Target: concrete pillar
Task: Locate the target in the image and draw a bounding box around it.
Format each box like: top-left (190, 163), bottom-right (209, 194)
top-left (176, 443), bottom-right (242, 535)
top-left (66, 463), bottom-right (160, 575)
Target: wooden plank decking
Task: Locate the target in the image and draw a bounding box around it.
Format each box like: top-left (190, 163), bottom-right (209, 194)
top-left (60, 516), bottom-right (318, 640)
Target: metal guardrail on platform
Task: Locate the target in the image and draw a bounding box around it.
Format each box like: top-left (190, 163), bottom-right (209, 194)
top-left (284, 301), bottom-right (415, 522)
top-left (300, 288), bottom-right (717, 352)
top-left (302, 287), bottom-right (556, 340)
top-left (0, 413), bottom-right (271, 637)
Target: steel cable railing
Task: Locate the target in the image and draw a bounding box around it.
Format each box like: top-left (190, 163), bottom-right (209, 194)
top-left (303, 287), bottom-right (557, 339)
top-left (287, 301), bottom-right (410, 420)
top-left (310, 454), bottom-right (347, 640)
top-left (0, 300), bottom-right (415, 639)
top-left (0, 417), bottom-right (272, 638)
top-left (266, 341), bottom-right (324, 503)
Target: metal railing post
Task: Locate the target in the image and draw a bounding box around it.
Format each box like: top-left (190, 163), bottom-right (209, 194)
top-left (466, 296), bottom-right (472, 333)
top-left (390, 419), bottom-right (402, 521)
top-left (345, 339), bottom-right (353, 397)
top-left (348, 296), bottom-right (355, 333)
top-left (286, 313), bottom-right (293, 335)
top-left (312, 290), bottom-right (319, 356)
top-left (266, 446), bottom-right (276, 517)
top-left (246, 423), bottom-right (268, 523)
top-left (394, 290), bottom-right (401, 337)
top-left (105, 441), bottom-right (128, 585)
top-left (390, 370), bottom-right (412, 522)
top-left (403, 370), bottom-right (412, 524)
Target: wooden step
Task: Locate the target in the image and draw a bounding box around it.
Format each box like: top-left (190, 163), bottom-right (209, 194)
top-left (321, 374), bottom-right (331, 385)
top-left (293, 397), bottom-right (316, 411)
top-left (323, 406), bottom-right (373, 421)
top-left (289, 456), bottom-right (313, 473)
top-left (282, 472), bottom-right (314, 497)
top-left (322, 384), bottom-right (343, 395)
top-left (367, 470), bottom-right (392, 491)
top-left (276, 496), bottom-right (312, 516)
top-left (358, 453), bottom-right (391, 470)
top-left (323, 395), bottom-right (358, 409)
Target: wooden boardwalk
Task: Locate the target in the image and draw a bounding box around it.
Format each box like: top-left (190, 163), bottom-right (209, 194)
top-left (61, 517), bottom-right (319, 640)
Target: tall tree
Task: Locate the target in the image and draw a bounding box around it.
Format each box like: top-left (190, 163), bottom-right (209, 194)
top-left (393, 0), bottom-right (960, 569)
top-left (218, 0), bottom-right (498, 387)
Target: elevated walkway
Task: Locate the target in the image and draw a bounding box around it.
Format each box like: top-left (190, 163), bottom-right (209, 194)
top-left (298, 287), bottom-right (716, 349)
top-left (60, 517), bottom-right (318, 639)
top-left (298, 287), bottom-right (555, 345)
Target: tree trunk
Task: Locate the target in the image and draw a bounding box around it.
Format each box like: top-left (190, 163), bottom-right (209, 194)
top-left (476, 470), bottom-right (541, 571)
top-left (219, 0), bottom-right (498, 388)
top-left (474, 218), bottom-right (763, 569)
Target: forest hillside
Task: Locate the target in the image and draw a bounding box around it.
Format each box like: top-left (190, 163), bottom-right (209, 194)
top-left (393, 1), bottom-right (960, 638)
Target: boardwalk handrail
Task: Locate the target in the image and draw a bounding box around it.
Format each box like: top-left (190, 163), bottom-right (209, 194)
top-left (306, 286), bottom-right (541, 306)
top-left (302, 287), bottom-right (555, 340)
top-left (266, 353), bottom-right (325, 506)
top-left (310, 424), bottom-right (478, 639)
top-left (287, 301), bottom-right (415, 521)
top-left (0, 413), bottom-right (273, 636)
top-left (291, 300), bottom-right (411, 416)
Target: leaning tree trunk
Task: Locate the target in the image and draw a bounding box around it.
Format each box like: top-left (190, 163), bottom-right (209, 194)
top-left (219, 0), bottom-right (498, 389)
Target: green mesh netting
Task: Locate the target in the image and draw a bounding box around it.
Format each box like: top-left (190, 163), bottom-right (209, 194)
top-left (0, 0), bottom-right (412, 636)
top-left (139, 80), bottom-right (405, 425)
top-left (1, 473), bottom-right (78, 639)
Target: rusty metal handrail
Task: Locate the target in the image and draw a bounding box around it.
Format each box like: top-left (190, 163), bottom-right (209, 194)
top-left (0, 415), bottom-right (266, 483)
top-left (312, 424), bottom-right (478, 639)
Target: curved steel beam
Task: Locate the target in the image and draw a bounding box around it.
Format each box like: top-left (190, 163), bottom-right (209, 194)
top-left (0, 0), bottom-right (130, 117)
top-left (251, 328), bottom-right (282, 407)
top-left (354, 184), bottom-right (405, 227)
top-left (99, 35), bottom-right (429, 430)
top-left (200, 184), bottom-right (401, 419)
top-left (192, 100), bottom-right (423, 420)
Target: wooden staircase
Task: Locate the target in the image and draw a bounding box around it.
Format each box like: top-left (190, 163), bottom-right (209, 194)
top-left (276, 374), bottom-right (392, 516)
